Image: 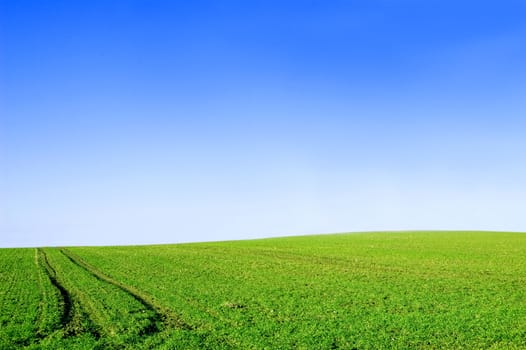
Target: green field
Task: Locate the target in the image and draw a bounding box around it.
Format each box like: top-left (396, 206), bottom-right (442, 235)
top-left (1, 231), bottom-right (525, 349)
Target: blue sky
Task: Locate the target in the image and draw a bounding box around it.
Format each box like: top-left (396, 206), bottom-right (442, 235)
top-left (1, 0), bottom-right (526, 247)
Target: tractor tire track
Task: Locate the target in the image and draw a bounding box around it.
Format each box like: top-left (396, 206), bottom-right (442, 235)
top-left (36, 248), bottom-right (100, 339)
top-left (60, 248), bottom-right (193, 333)
top-left (34, 248), bottom-right (56, 340)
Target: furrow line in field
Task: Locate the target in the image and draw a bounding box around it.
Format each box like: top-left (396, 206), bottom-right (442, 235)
top-left (34, 248), bottom-right (52, 339)
top-left (37, 248), bottom-right (74, 329)
top-left (60, 248), bottom-right (194, 332)
top-left (37, 248), bottom-right (100, 339)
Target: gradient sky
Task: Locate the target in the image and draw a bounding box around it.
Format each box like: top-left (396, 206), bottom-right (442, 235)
top-left (1, 0), bottom-right (526, 247)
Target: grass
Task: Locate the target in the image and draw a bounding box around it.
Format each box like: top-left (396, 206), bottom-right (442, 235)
top-left (1, 231), bottom-right (525, 349)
